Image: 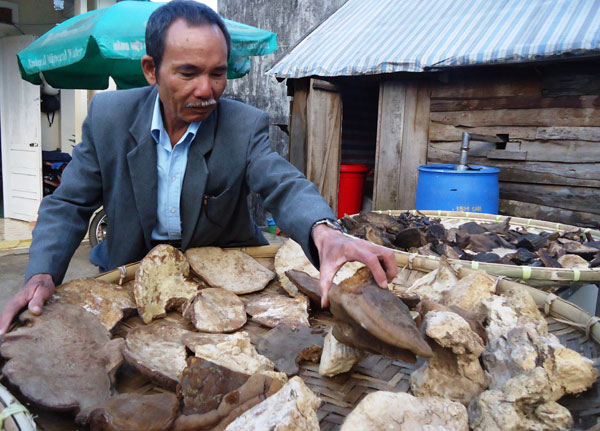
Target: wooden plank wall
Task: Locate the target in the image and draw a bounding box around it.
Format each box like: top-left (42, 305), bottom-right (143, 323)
top-left (306, 78), bottom-right (343, 213)
top-left (428, 62), bottom-right (600, 228)
top-left (288, 79), bottom-right (309, 175)
top-left (374, 80), bottom-right (431, 210)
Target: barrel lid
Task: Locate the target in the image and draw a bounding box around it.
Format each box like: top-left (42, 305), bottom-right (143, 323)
top-left (418, 164), bottom-right (500, 174)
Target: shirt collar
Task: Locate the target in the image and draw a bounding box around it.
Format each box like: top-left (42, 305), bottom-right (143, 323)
top-left (150, 94), bottom-right (201, 150)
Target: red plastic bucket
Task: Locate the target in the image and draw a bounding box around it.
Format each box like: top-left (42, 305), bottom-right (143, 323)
top-left (337, 163), bottom-right (370, 219)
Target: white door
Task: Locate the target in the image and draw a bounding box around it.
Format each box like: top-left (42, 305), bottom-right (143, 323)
top-left (0, 35), bottom-right (42, 221)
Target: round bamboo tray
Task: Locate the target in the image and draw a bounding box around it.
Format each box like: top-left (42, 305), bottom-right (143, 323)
top-left (346, 210), bottom-right (600, 290)
top-left (93, 244), bottom-right (600, 431)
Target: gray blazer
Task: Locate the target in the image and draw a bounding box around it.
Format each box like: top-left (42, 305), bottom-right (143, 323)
top-left (26, 86), bottom-right (334, 284)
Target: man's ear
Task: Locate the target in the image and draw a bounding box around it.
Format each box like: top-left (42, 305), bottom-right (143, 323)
top-left (141, 55), bottom-right (157, 86)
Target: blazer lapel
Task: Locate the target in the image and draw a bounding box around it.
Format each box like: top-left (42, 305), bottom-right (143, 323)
top-left (127, 86), bottom-right (159, 249)
top-left (180, 109), bottom-right (217, 249)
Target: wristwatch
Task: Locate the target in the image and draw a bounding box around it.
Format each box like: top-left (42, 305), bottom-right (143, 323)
top-left (311, 218), bottom-right (346, 234)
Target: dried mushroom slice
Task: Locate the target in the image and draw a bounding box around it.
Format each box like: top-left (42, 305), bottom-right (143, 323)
top-left (331, 319), bottom-right (417, 363)
top-left (341, 392), bottom-right (468, 431)
top-left (182, 332), bottom-right (234, 349)
top-left (183, 288), bottom-right (247, 333)
top-left (188, 331), bottom-right (277, 377)
top-left (406, 257), bottom-right (460, 303)
top-left (255, 326), bottom-right (325, 376)
top-left (186, 247), bottom-right (275, 294)
top-left (52, 278), bottom-right (136, 331)
top-left (77, 393), bottom-right (179, 431)
top-left (416, 299), bottom-right (487, 344)
top-left (225, 376), bottom-right (321, 431)
top-left (285, 269), bottom-right (424, 361)
top-left (245, 294), bottom-right (309, 329)
top-left (178, 357), bottom-right (250, 415)
top-left (134, 244), bottom-right (200, 324)
top-left (557, 254), bottom-right (590, 269)
top-left (174, 370), bottom-right (283, 431)
top-left (319, 328), bottom-right (364, 377)
top-left (0, 303), bottom-right (118, 412)
top-left (122, 322), bottom-right (191, 391)
top-left (334, 267), bottom-right (433, 358)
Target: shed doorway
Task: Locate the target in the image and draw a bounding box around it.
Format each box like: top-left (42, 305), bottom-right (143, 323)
top-left (338, 80), bottom-right (380, 214)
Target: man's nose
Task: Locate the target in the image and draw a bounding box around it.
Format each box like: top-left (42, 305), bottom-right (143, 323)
top-left (192, 75), bottom-right (213, 99)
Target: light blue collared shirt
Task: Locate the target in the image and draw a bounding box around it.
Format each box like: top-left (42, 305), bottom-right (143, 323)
top-left (150, 95), bottom-right (201, 241)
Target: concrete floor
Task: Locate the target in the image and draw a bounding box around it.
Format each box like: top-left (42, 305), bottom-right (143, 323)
top-left (0, 242), bottom-right (98, 313)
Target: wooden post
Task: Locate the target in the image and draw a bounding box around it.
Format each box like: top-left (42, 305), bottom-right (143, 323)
top-left (374, 80), bottom-right (430, 210)
top-left (306, 78), bottom-right (343, 213)
top-left (288, 79), bottom-right (309, 174)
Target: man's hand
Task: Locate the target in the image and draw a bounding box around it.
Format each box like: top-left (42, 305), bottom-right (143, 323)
top-left (312, 224), bottom-right (398, 308)
top-left (0, 274), bottom-right (55, 335)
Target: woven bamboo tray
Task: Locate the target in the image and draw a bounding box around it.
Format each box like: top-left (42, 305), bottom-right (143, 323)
top-left (347, 210), bottom-right (600, 290)
top-left (92, 245), bottom-right (600, 431)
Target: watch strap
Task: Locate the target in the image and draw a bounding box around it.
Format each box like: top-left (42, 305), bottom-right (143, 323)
top-left (311, 218), bottom-right (346, 234)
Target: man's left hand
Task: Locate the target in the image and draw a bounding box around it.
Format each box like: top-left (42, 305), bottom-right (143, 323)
top-left (311, 224), bottom-right (398, 308)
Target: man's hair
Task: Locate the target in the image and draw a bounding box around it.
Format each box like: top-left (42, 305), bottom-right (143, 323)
top-left (145, 0), bottom-right (231, 73)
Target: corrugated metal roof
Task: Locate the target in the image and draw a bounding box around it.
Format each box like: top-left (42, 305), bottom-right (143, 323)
top-left (268, 0), bottom-right (600, 78)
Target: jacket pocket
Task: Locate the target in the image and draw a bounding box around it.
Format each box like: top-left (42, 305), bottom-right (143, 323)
top-left (202, 185), bottom-right (239, 228)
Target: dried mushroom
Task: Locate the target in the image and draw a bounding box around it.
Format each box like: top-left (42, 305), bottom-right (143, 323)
top-left (186, 247), bottom-right (275, 294)
top-left (183, 288), bottom-right (247, 333)
top-left (341, 392), bottom-right (468, 431)
top-left (134, 244), bottom-right (200, 324)
top-left (343, 211), bottom-right (600, 269)
top-left (0, 303), bottom-right (122, 412)
top-left (286, 268), bottom-right (432, 360)
top-left (224, 376), bottom-right (321, 431)
top-left (51, 278), bottom-right (136, 331)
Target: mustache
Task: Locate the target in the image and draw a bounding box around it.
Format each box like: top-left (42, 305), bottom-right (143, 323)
top-left (185, 99), bottom-right (217, 108)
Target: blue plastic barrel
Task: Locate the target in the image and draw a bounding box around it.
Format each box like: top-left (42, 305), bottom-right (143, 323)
top-left (415, 164), bottom-right (500, 214)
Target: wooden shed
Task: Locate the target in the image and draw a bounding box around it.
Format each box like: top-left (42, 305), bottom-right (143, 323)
top-left (268, 0), bottom-right (600, 228)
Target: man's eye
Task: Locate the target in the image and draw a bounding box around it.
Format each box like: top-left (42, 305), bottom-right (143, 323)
top-left (180, 72), bottom-right (194, 78)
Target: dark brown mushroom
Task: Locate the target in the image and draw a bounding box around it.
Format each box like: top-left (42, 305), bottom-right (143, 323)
top-left (286, 268), bottom-right (433, 359)
top-left (255, 326), bottom-right (325, 376)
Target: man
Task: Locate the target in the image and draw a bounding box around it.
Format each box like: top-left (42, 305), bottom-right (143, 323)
top-left (0, 1), bottom-right (396, 334)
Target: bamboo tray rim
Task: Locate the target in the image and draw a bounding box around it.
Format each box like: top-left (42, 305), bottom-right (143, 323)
top-left (345, 210), bottom-right (600, 284)
top-left (371, 209), bottom-right (600, 238)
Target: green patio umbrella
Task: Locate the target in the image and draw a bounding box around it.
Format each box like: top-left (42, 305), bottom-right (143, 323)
top-left (17, 1), bottom-right (278, 89)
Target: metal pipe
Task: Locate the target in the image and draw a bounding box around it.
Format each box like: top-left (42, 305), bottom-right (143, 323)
top-left (456, 133), bottom-right (471, 171)
top-left (455, 132), bottom-right (506, 171)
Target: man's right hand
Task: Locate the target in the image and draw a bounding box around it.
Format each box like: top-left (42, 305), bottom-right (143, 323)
top-left (0, 274), bottom-right (55, 335)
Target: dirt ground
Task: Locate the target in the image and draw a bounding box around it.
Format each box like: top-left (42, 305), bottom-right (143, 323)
top-left (0, 242), bottom-right (98, 314)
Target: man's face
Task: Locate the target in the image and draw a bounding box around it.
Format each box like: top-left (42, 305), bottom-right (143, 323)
top-left (142, 19), bottom-right (228, 130)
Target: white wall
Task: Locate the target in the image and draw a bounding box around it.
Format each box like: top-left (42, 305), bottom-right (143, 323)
top-left (0, 0), bottom-right (115, 157)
